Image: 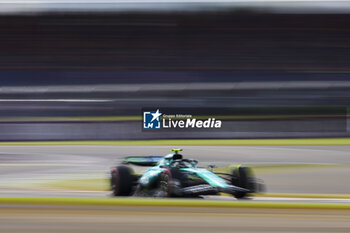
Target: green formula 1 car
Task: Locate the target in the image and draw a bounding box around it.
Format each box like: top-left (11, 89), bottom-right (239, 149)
top-left (110, 149), bottom-right (264, 199)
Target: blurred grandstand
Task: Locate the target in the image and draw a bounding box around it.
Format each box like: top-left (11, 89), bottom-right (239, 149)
top-left (0, 1), bottom-right (349, 140)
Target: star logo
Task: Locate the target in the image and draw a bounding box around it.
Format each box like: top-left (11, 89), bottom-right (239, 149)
top-left (150, 109), bottom-right (162, 122)
top-left (143, 109), bottom-right (162, 129)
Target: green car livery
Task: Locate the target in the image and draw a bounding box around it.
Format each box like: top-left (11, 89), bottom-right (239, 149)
top-left (110, 149), bottom-right (263, 199)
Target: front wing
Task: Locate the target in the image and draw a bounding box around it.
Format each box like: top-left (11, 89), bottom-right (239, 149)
top-left (179, 184), bottom-right (250, 196)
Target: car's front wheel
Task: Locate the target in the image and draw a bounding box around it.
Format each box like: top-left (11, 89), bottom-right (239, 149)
top-left (231, 166), bottom-right (251, 199)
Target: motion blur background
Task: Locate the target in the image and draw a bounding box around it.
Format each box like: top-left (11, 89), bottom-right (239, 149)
top-left (0, 1), bottom-right (350, 140)
top-left (2, 3), bottom-right (350, 233)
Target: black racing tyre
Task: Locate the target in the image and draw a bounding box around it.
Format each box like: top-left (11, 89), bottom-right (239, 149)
top-left (233, 190), bottom-right (247, 199)
top-left (156, 169), bottom-right (172, 197)
top-left (231, 166), bottom-right (250, 199)
top-left (110, 166), bottom-right (135, 196)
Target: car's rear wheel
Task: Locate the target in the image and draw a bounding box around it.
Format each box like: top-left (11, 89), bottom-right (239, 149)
top-left (110, 166), bottom-right (135, 196)
top-left (155, 169), bottom-right (172, 197)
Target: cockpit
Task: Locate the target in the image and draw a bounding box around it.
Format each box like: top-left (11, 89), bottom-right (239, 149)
top-left (157, 149), bottom-right (198, 168)
top-left (170, 159), bottom-right (198, 168)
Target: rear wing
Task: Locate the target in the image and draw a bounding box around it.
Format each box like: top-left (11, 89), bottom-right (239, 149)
top-left (123, 156), bottom-right (163, 166)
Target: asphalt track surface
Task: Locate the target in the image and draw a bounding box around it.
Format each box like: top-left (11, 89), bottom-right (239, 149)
top-left (1, 205), bottom-right (350, 233)
top-left (1, 145), bottom-right (350, 232)
top-left (1, 145), bottom-right (350, 197)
